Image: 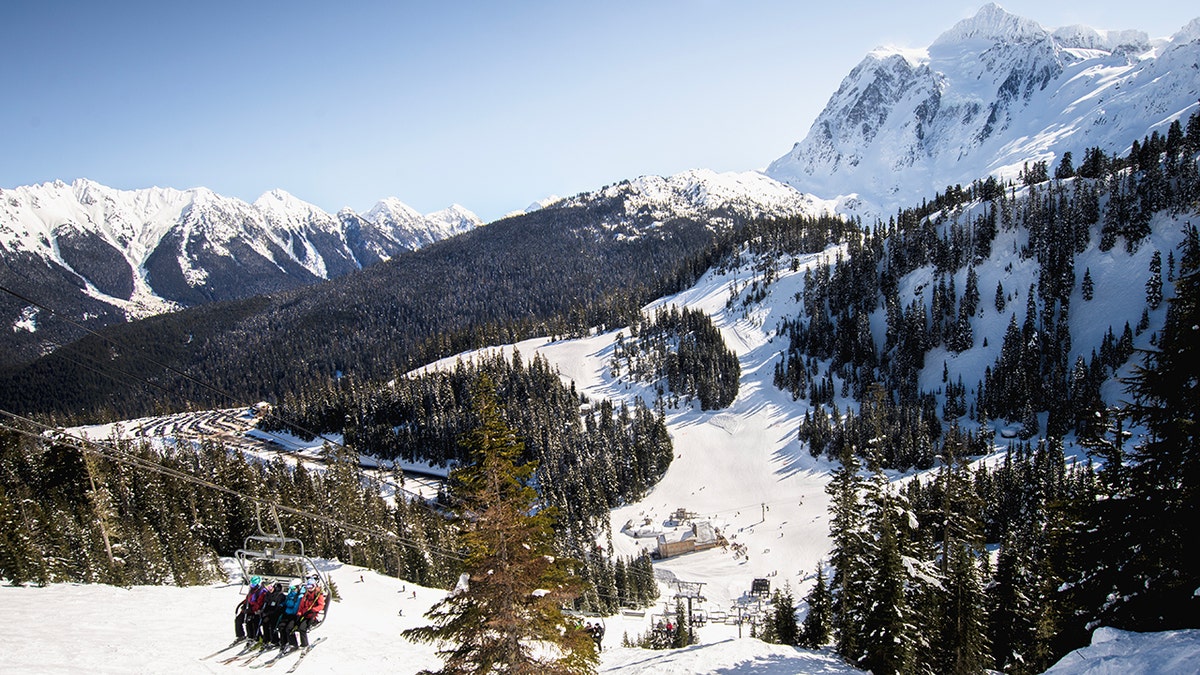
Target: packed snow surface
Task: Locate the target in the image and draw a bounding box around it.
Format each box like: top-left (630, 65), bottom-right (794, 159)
top-left (3, 563), bottom-right (1194, 673)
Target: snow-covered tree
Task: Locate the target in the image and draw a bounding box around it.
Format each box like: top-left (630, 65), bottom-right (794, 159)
top-left (404, 377), bottom-right (597, 674)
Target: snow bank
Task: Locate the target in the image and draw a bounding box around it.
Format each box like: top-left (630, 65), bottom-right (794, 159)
top-left (1043, 627), bottom-right (1200, 675)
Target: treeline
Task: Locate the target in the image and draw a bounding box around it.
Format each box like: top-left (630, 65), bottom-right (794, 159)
top-left (781, 111), bottom-right (1200, 470)
top-left (262, 350), bottom-right (672, 574)
top-left (801, 434), bottom-right (1088, 674)
top-left (0, 432), bottom-right (459, 590)
top-left (609, 305), bottom-right (740, 410)
top-left (812, 404), bottom-right (1197, 674)
top-left (575, 551), bottom-right (659, 615)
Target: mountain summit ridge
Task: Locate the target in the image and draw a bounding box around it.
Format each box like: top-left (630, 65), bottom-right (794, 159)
top-left (766, 4), bottom-right (1200, 220)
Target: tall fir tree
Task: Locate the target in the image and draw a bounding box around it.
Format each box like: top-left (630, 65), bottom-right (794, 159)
top-left (768, 584), bottom-right (801, 646)
top-left (800, 564), bottom-right (833, 648)
top-left (933, 439), bottom-right (990, 674)
top-left (1120, 225), bottom-right (1200, 629)
top-left (826, 443), bottom-right (869, 662)
top-left (858, 458), bottom-right (913, 675)
top-left (404, 377), bottom-right (597, 675)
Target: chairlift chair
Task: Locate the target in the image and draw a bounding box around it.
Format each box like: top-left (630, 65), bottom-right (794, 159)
top-left (235, 504), bottom-right (331, 628)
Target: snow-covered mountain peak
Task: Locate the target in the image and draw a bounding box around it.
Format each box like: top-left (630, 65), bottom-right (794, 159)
top-left (361, 197), bottom-right (480, 249)
top-left (1173, 17), bottom-right (1200, 44)
top-left (430, 203), bottom-right (476, 221)
top-left (0, 178), bottom-right (488, 364)
top-left (1051, 25), bottom-right (1151, 53)
top-left (557, 168), bottom-right (827, 235)
top-left (253, 188), bottom-right (328, 221)
top-left (363, 197), bottom-right (422, 224)
top-left (766, 7), bottom-right (1200, 222)
top-left (931, 3), bottom-right (1047, 48)
top-left (424, 204), bottom-right (483, 239)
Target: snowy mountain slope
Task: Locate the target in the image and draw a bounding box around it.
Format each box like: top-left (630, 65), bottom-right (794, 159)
top-left (552, 169), bottom-right (831, 236)
top-left (766, 3), bottom-right (1200, 219)
top-left (32, 183), bottom-right (1195, 667)
top-left (459, 220), bottom-right (1174, 613)
top-left (413, 167), bottom-right (1196, 656)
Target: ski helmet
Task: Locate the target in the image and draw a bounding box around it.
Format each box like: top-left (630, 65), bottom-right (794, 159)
top-left (250, 575), bottom-right (262, 587)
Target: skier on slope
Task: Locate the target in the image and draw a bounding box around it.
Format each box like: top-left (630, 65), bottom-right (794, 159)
top-left (258, 581), bottom-right (288, 646)
top-left (235, 576), bottom-right (270, 641)
top-left (276, 580), bottom-right (304, 648)
top-left (281, 580), bottom-right (325, 653)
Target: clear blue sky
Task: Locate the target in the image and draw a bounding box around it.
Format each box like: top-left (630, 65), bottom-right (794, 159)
top-left (1, 1), bottom-right (1194, 222)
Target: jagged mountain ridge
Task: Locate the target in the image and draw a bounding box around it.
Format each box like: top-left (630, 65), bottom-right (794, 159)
top-left (766, 3), bottom-right (1200, 219)
top-left (1, 178), bottom-right (481, 305)
top-left (0, 179), bottom-right (481, 365)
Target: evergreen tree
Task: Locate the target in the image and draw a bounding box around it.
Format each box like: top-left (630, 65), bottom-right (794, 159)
top-left (800, 565), bottom-right (833, 648)
top-left (768, 584), bottom-right (800, 646)
top-left (1145, 250), bottom-right (1163, 310)
top-left (826, 443), bottom-right (869, 662)
top-left (988, 524), bottom-right (1045, 674)
top-left (404, 378), bottom-right (597, 675)
top-left (1054, 151), bottom-right (1075, 179)
top-left (858, 458), bottom-right (913, 675)
top-left (1119, 224), bottom-right (1200, 628)
top-left (933, 442), bottom-right (990, 674)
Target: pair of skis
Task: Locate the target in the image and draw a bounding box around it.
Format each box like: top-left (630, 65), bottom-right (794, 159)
top-left (251, 637), bottom-right (326, 671)
top-left (217, 641), bottom-right (269, 666)
top-left (200, 637), bottom-right (323, 672)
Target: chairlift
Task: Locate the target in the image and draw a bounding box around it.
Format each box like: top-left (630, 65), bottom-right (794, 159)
top-left (235, 504), bottom-right (331, 628)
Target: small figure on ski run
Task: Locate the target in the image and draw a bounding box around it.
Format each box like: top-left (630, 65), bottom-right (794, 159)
top-left (235, 576), bottom-right (270, 641)
top-left (587, 621), bottom-right (605, 650)
top-left (258, 581), bottom-right (287, 646)
top-left (281, 581), bottom-right (325, 652)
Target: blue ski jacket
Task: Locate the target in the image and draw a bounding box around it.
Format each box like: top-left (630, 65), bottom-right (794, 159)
top-left (283, 587), bottom-right (303, 615)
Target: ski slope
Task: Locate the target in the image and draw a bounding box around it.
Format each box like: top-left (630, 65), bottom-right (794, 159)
top-left (3, 558), bottom-right (1195, 674)
top-left (11, 205), bottom-right (1199, 672)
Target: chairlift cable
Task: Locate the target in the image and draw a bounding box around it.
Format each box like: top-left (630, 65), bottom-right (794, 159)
top-left (6, 412), bottom-right (693, 615)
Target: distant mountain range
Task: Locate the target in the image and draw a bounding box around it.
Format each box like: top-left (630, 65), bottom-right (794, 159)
top-left (0, 180), bottom-right (480, 365)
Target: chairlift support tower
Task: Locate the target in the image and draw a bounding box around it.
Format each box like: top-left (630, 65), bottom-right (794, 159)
top-left (673, 580), bottom-right (707, 626)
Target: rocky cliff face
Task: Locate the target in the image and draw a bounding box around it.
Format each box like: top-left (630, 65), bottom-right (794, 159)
top-left (767, 4), bottom-right (1200, 219)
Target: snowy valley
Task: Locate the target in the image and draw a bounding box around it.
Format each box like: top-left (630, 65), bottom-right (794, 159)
top-left (3, 4), bottom-right (1200, 675)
